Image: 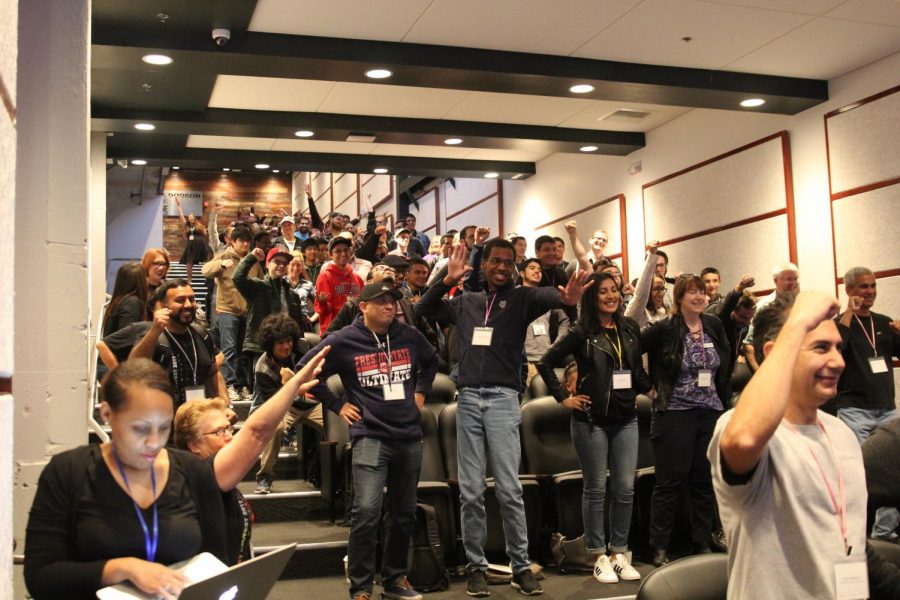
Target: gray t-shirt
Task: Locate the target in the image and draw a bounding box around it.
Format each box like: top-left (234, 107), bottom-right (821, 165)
top-left (708, 409), bottom-right (867, 600)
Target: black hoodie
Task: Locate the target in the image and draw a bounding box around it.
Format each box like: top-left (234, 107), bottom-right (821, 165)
top-left (299, 316), bottom-right (438, 442)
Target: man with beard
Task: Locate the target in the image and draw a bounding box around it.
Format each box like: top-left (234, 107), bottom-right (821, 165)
top-left (294, 214), bottom-right (312, 242)
top-left (127, 279), bottom-right (227, 407)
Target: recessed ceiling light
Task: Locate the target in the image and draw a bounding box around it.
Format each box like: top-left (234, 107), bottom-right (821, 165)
top-left (142, 54), bottom-right (173, 66)
top-left (255, 163), bottom-right (270, 169)
top-left (484, 172), bottom-right (499, 179)
top-left (569, 84), bottom-right (594, 94)
top-left (273, 169), bottom-right (280, 173)
top-left (222, 168), bottom-right (230, 172)
top-left (740, 98), bottom-right (766, 108)
top-left (580, 145), bottom-right (599, 152)
top-left (131, 159), bottom-right (147, 166)
top-left (294, 130), bottom-right (314, 138)
top-left (134, 123), bottom-right (155, 131)
top-left (444, 138), bottom-right (463, 145)
top-left (373, 168), bottom-right (388, 174)
top-left (365, 68), bottom-right (392, 79)
top-left (171, 166), bottom-right (180, 170)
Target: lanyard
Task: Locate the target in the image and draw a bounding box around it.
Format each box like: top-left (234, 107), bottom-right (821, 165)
top-left (602, 324), bottom-right (623, 369)
top-left (111, 446), bottom-right (159, 563)
top-left (688, 320), bottom-right (710, 369)
top-left (370, 330), bottom-right (393, 376)
top-left (783, 419), bottom-right (849, 555)
top-left (484, 293), bottom-right (498, 325)
top-left (165, 329), bottom-right (198, 384)
top-left (852, 314), bottom-right (878, 356)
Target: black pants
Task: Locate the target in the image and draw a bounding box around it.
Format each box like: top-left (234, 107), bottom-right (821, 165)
top-left (649, 408), bottom-right (721, 549)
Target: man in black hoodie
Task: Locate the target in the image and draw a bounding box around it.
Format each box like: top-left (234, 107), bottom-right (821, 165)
top-left (299, 282), bottom-right (438, 600)
top-left (416, 238), bottom-right (591, 597)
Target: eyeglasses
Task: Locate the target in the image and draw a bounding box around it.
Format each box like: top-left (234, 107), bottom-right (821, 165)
top-left (202, 425), bottom-right (234, 438)
top-left (592, 237), bottom-right (608, 243)
top-left (485, 257), bottom-right (515, 267)
top-left (151, 261), bottom-right (168, 267)
top-left (651, 286), bottom-right (667, 292)
top-left (272, 259), bottom-right (290, 267)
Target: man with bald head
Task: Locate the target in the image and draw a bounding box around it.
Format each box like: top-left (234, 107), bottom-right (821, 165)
top-left (742, 262), bottom-right (800, 372)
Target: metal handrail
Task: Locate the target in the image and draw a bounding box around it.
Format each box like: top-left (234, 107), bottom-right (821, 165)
top-left (88, 297), bottom-right (111, 443)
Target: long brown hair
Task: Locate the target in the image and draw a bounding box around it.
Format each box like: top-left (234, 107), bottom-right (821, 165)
top-left (103, 262), bottom-right (150, 334)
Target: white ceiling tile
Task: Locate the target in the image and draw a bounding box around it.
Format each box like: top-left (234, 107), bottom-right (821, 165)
top-left (572, 0), bottom-right (813, 69)
top-left (186, 135), bottom-right (276, 151)
top-left (318, 82), bottom-right (472, 119)
top-left (560, 100), bottom-right (693, 132)
top-left (208, 75), bottom-right (336, 112)
top-left (463, 148), bottom-right (546, 162)
top-left (370, 144), bottom-right (474, 159)
top-left (701, 0), bottom-right (845, 15)
top-left (726, 17), bottom-right (900, 79)
top-left (825, 0), bottom-right (900, 27)
top-left (403, 0), bottom-right (641, 56)
top-left (270, 139), bottom-right (378, 154)
top-left (444, 92), bottom-right (594, 126)
top-left (248, 0), bottom-right (433, 40)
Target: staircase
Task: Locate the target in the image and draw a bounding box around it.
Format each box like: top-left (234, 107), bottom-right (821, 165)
top-left (165, 263), bottom-right (210, 313)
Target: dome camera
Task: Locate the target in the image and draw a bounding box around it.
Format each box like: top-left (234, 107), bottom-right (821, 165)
top-left (212, 28), bottom-right (231, 46)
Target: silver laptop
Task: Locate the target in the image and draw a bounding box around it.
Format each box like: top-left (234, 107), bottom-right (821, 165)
top-left (178, 544), bottom-right (295, 600)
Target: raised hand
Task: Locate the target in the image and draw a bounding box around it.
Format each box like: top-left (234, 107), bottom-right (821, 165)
top-left (559, 269), bottom-right (595, 306)
top-left (846, 296), bottom-right (863, 315)
top-left (152, 308), bottom-right (171, 331)
top-left (443, 242), bottom-right (473, 284)
top-left (787, 291), bottom-right (841, 333)
top-left (648, 240), bottom-right (659, 254)
top-left (564, 220), bottom-right (578, 234)
top-left (475, 226), bottom-right (491, 245)
top-left (251, 247), bottom-right (265, 261)
top-left (737, 274), bottom-right (755, 291)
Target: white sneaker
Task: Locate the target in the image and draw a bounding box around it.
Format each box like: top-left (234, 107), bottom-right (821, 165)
top-left (593, 555), bottom-right (618, 584)
top-left (611, 553), bottom-right (640, 581)
top-left (227, 386), bottom-right (240, 403)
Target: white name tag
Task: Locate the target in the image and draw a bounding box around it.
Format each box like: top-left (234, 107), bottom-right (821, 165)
top-left (703, 342), bottom-right (714, 349)
top-left (472, 327), bottom-right (494, 346)
top-left (869, 357), bottom-right (889, 374)
top-left (834, 559), bottom-right (868, 600)
top-left (383, 382), bottom-right (405, 401)
top-left (697, 369), bottom-right (712, 388)
top-left (612, 370), bottom-right (632, 389)
top-left (532, 323), bottom-right (547, 336)
top-left (184, 386), bottom-right (205, 401)
top-left (189, 234), bottom-right (195, 241)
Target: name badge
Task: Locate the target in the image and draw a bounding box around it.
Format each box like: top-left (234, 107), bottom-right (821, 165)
top-left (532, 323), bottom-right (547, 336)
top-left (189, 234), bottom-right (195, 241)
top-left (834, 559), bottom-right (868, 600)
top-left (472, 327), bottom-right (494, 346)
top-left (697, 369), bottom-right (712, 388)
top-left (703, 342), bottom-right (714, 349)
top-left (612, 370), bottom-right (632, 389)
top-left (184, 386), bottom-right (205, 401)
top-left (383, 382), bottom-right (405, 401)
top-left (869, 357), bottom-right (889, 374)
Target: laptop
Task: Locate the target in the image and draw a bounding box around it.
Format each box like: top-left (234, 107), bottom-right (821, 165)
top-left (96, 543), bottom-right (296, 600)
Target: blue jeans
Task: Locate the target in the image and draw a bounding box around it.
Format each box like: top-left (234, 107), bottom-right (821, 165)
top-left (837, 407), bottom-right (899, 540)
top-left (217, 313), bottom-right (248, 388)
top-left (348, 436), bottom-right (422, 598)
top-left (571, 417), bottom-right (638, 554)
top-left (457, 386), bottom-right (530, 572)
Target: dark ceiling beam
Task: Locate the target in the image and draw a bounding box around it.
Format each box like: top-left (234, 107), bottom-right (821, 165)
top-left (92, 30), bottom-right (828, 115)
top-left (92, 107), bottom-right (645, 155)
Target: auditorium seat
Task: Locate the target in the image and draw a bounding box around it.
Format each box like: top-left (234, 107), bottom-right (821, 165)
top-left (416, 408), bottom-right (457, 564)
top-left (319, 374), bottom-right (350, 523)
top-left (636, 553), bottom-right (728, 600)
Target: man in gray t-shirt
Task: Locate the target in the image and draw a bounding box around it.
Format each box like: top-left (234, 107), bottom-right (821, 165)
top-left (708, 292), bottom-right (867, 600)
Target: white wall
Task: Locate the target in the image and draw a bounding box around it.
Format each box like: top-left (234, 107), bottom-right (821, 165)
top-left (106, 193), bottom-right (163, 290)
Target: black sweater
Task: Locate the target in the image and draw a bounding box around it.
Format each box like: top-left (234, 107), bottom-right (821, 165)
top-left (300, 317), bottom-right (438, 442)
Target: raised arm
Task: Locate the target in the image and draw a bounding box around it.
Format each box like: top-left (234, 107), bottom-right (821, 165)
top-left (624, 241), bottom-right (659, 325)
top-left (213, 347), bottom-right (329, 490)
top-left (564, 220), bottom-right (592, 273)
top-left (128, 308), bottom-right (169, 360)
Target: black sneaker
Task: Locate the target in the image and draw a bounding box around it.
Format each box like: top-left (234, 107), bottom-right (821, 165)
top-left (466, 567), bottom-right (490, 597)
top-left (511, 568), bottom-right (543, 596)
top-left (254, 477), bottom-right (273, 494)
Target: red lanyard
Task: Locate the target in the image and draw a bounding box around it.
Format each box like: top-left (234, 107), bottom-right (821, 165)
top-left (783, 418), bottom-right (849, 555)
top-left (853, 314), bottom-right (878, 356)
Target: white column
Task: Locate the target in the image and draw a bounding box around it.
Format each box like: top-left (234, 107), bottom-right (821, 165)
top-left (90, 131), bottom-right (108, 344)
top-left (292, 171), bottom-right (310, 215)
top-left (14, 5), bottom-right (91, 594)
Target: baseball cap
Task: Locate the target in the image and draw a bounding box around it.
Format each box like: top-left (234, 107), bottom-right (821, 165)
top-left (328, 236), bottom-right (353, 252)
top-left (359, 282), bottom-right (403, 303)
top-left (279, 216), bottom-right (295, 227)
top-left (266, 248), bottom-right (292, 264)
top-left (394, 228), bottom-right (411, 237)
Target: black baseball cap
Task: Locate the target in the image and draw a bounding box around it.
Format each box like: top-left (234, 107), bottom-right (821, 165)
top-left (359, 282), bottom-right (403, 303)
top-left (327, 236), bottom-right (353, 252)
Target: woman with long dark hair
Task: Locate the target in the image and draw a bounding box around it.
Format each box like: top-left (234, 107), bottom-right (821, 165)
top-left (174, 197), bottom-right (210, 283)
top-left (103, 262), bottom-right (150, 337)
top-left (537, 272), bottom-right (652, 584)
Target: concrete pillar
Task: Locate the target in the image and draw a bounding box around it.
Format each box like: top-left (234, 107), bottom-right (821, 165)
top-left (90, 131), bottom-right (108, 346)
top-left (14, 7), bottom-right (90, 599)
top-left (0, 0), bottom-right (17, 596)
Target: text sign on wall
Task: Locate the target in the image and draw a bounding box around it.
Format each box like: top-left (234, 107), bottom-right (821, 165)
top-left (163, 190), bottom-right (204, 216)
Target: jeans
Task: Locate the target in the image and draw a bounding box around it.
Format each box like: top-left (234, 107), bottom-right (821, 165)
top-left (217, 313), bottom-right (249, 388)
top-left (649, 408), bottom-right (720, 549)
top-left (256, 405), bottom-right (323, 480)
top-left (571, 417), bottom-right (639, 553)
top-left (457, 386), bottom-right (530, 572)
top-left (837, 407), bottom-right (899, 540)
top-left (348, 436), bottom-right (422, 598)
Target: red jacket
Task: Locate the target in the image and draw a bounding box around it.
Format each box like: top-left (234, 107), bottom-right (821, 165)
top-left (315, 262), bottom-right (364, 333)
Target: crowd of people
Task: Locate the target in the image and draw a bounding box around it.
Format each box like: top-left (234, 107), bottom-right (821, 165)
top-left (23, 201), bottom-right (900, 600)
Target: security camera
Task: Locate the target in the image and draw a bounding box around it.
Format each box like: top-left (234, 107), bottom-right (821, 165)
top-left (212, 28), bottom-right (231, 46)
top-left (116, 159), bottom-right (128, 168)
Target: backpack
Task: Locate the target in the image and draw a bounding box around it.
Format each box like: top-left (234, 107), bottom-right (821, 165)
top-left (407, 503), bottom-right (450, 592)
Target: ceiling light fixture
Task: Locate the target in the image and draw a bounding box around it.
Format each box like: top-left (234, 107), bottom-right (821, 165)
top-left (273, 169), bottom-right (280, 173)
top-left (444, 138), bottom-right (463, 145)
top-left (365, 68), bottom-right (392, 79)
top-left (172, 166), bottom-right (180, 170)
top-left (580, 145), bottom-right (599, 152)
top-left (134, 123), bottom-right (155, 131)
top-left (569, 84), bottom-right (594, 94)
top-left (131, 159), bottom-right (147, 166)
top-left (740, 98), bottom-right (765, 108)
top-left (255, 163), bottom-right (270, 169)
top-left (222, 168), bottom-right (230, 172)
top-left (484, 172), bottom-right (499, 179)
top-left (142, 54), bottom-right (173, 65)
top-left (373, 168), bottom-right (388, 174)
top-left (294, 130), bottom-right (314, 138)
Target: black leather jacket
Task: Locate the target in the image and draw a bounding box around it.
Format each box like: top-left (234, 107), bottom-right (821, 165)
top-left (537, 316), bottom-right (651, 425)
top-left (640, 313), bottom-right (732, 411)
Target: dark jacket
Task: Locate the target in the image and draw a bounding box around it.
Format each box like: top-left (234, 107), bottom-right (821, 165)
top-left (233, 253), bottom-right (305, 354)
top-left (640, 312), bottom-right (732, 411)
top-left (325, 295), bottom-right (439, 348)
top-left (707, 288), bottom-right (748, 375)
top-left (299, 316), bottom-right (438, 442)
top-left (538, 316), bottom-right (651, 424)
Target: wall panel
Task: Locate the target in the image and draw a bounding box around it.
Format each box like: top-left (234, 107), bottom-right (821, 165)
top-left (332, 173), bottom-right (358, 215)
top-left (444, 178), bottom-right (497, 218)
top-left (412, 188), bottom-right (438, 235)
top-left (446, 196), bottom-right (500, 235)
top-left (832, 185), bottom-right (900, 276)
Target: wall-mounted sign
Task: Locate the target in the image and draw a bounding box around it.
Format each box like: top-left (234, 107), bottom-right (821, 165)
top-left (163, 190), bottom-right (204, 216)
